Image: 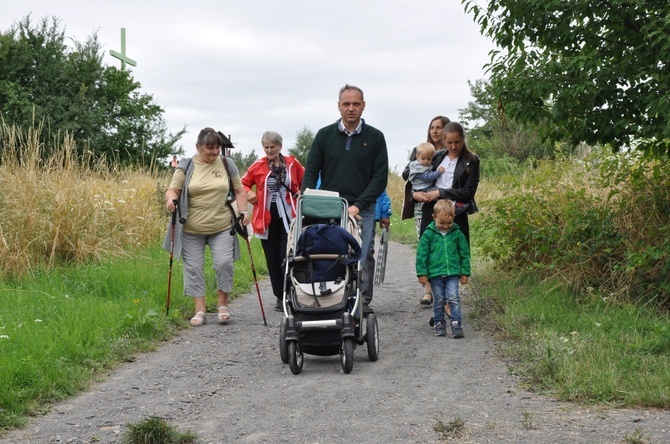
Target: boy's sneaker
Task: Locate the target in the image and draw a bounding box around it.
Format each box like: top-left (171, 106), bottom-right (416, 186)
top-left (451, 320), bottom-right (464, 338)
top-left (430, 307), bottom-right (451, 327)
top-left (434, 322), bottom-right (447, 337)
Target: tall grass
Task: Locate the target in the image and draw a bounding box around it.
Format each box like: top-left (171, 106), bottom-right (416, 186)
top-left (0, 122), bottom-right (166, 277)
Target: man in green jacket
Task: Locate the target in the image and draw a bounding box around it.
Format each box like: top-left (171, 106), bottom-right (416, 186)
top-left (302, 84), bottom-right (388, 315)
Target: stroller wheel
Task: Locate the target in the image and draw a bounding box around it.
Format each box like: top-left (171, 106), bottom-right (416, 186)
top-left (279, 317), bottom-right (289, 364)
top-left (341, 338), bottom-right (354, 374)
top-left (365, 314), bottom-right (379, 362)
top-left (288, 342), bottom-right (303, 375)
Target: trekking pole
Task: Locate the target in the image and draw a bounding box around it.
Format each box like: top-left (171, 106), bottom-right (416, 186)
top-left (165, 200), bottom-right (179, 315)
top-left (238, 216), bottom-right (267, 326)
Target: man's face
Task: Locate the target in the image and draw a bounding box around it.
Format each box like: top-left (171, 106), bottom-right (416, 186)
top-left (338, 89), bottom-right (365, 128)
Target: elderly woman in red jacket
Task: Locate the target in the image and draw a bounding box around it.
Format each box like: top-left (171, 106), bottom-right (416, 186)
top-left (242, 131), bottom-right (305, 311)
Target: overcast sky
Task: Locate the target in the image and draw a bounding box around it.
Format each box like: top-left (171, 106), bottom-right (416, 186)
top-left (2, 0), bottom-right (495, 172)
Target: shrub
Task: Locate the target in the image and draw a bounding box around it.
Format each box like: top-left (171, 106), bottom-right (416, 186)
top-left (476, 147), bottom-right (670, 309)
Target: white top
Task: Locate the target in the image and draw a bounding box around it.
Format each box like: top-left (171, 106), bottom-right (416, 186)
top-left (435, 156), bottom-right (458, 189)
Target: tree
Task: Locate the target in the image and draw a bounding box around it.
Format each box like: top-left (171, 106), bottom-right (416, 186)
top-left (0, 16), bottom-right (184, 165)
top-left (228, 149), bottom-right (258, 174)
top-left (288, 125), bottom-right (314, 166)
top-left (458, 79), bottom-right (556, 162)
top-left (462, 0), bottom-right (670, 154)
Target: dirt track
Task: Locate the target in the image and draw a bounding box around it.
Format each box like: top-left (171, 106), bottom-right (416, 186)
top-left (2, 240), bottom-right (669, 443)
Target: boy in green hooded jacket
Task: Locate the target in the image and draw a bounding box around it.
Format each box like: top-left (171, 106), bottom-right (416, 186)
top-left (416, 199), bottom-right (470, 337)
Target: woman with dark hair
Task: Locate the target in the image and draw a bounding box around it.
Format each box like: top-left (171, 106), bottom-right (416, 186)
top-left (163, 127), bottom-right (249, 326)
top-left (426, 115), bottom-right (451, 150)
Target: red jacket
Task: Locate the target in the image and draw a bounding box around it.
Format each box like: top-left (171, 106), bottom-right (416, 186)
top-left (241, 156), bottom-right (304, 235)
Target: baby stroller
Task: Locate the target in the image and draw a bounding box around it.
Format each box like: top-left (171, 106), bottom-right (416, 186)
top-left (278, 189), bottom-right (380, 374)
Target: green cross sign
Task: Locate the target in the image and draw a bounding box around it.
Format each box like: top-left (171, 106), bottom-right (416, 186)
top-left (110, 28), bottom-right (137, 70)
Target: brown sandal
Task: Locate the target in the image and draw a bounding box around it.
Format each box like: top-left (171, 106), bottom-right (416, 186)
top-left (420, 293), bottom-right (433, 305)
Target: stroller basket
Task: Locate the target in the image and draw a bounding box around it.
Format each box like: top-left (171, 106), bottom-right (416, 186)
top-left (291, 254), bottom-right (350, 310)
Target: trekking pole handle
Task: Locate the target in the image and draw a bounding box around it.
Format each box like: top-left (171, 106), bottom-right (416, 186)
top-left (170, 200), bottom-right (178, 223)
top-left (238, 214), bottom-right (249, 238)
top-left (172, 199), bottom-right (185, 224)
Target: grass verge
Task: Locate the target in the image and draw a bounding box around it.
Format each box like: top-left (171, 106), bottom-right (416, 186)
top-left (468, 257), bottom-right (670, 407)
top-left (0, 240), bottom-right (264, 431)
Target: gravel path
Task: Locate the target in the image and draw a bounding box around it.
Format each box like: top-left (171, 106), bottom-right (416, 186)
top-left (2, 240), bottom-right (669, 443)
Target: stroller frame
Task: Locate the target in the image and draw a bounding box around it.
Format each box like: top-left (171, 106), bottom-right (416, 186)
top-left (279, 189), bottom-right (379, 374)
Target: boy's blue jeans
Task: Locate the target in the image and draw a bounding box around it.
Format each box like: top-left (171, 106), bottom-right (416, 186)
top-left (430, 275), bottom-right (462, 328)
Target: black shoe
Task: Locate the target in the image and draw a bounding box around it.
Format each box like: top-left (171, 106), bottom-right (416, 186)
top-left (274, 300), bottom-right (282, 312)
top-left (428, 317), bottom-right (434, 327)
top-left (451, 320), bottom-right (464, 338)
top-left (363, 304), bottom-right (374, 316)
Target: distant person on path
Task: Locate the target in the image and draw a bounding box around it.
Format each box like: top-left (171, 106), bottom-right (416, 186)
top-left (301, 84), bottom-right (389, 315)
top-left (242, 131), bottom-right (304, 312)
top-left (416, 199), bottom-right (470, 338)
top-left (170, 155), bottom-right (179, 168)
top-left (163, 128), bottom-right (249, 326)
top-left (408, 142), bottom-right (445, 193)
